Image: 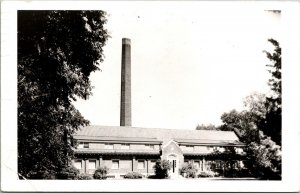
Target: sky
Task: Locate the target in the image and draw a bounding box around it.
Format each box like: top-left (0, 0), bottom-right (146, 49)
top-left (73, 2), bottom-right (281, 130)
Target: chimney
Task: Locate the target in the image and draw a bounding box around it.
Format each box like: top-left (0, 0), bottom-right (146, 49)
top-left (120, 38), bottom-right (132, 126)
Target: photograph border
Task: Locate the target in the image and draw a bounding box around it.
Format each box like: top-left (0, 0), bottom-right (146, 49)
top-left (1, 0), bottom-right (300, 192)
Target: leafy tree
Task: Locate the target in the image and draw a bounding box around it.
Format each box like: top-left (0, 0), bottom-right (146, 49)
top-left (18, 11), bottom-right (109, 179)
top-left (263, 39), bottom-right (282, 145)
top-left (245, 131), bottom-right (281, 179)
top-left (220, 108), bottom-right (261, 143)
top-left (56, 165), bottom-right (79, 180)
top-left (153, 159), bottom-right (171, 179)
top-left (217, 39), bottom-right (282, 179)
top-left (220, 95), bottom-right (281, 179)
top-left (196, 123), bottom-right (218, 130)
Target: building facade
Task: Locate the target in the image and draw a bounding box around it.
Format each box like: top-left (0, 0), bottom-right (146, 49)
top-left (72, 38), bottom-right (246, 178)
top-left (73, 126), bottom-right (246, 178)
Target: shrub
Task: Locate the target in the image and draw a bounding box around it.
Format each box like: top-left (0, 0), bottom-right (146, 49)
top-left (93, 166), bottom-right (109, 180)
top-left (123, 172), bottom-right (143, 179)
top-left (179, 162), bottom-right (198, 178)
top-left (28, 170), bottom-right (56, 179)
top-left (198, 170), bottom-right (218, 178)
top-left (153, 159), bottom-right (171, 179)
top-left (57, 165), bottom-right (79, 179)
top-left (147, 174), bottom-right (157, 179)
top-left (223, 168), bottom-right (253, 178)
top-left (77, 173), bottom-right (93, 180)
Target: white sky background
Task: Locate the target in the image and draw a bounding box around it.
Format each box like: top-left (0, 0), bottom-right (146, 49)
top-left (73, 3), bottom-right (281, 130)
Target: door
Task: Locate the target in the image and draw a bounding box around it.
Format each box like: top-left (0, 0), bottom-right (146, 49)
top-left (168, 154), bottom-right (178, 178)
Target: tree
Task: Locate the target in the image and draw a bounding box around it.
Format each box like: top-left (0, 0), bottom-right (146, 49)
top-left (196, 123), bottom-right (218, 130)
top-left (220, 108), bottom-right (261, 143)
top-left (220, 93), bottom-right (281, 179)
top-left (217, 39), bottom-right (282, 179)
top-left (153, 159), bottom-right (171, 179)
top-left (263, 39), bottom-right (282, 145)
top-left (247, 132), bottom-right (281, 179)
top-left (18, 11), bottom-right (109, 179)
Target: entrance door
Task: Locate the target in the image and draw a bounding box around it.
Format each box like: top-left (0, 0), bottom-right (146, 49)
top-left (168, 154), bottom-right (178, 178)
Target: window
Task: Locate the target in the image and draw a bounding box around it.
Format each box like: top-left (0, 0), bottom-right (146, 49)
top-left (239, 161), bottom-right (245, 168)
top-left (112, 160), bottom-right (119, 169)
top-left (145, 144), bottom-right (154, 150)
top-left (186, 145), bottom-right (194, 151)
top-left (78, 142), bottom-right (89, 148)
top-left (214, 160), bottom-right (219, 169)
top-left (84, 143), bottom-right (89, 148)
top-left (105, 143), bottom-right (113, 149)
top-left (138, 160), bottom-right (145, 169)
top-left (235, 147), bottom-right (244, 154)
top-left (149, 160), bottom-right (156, 169)
top-left (207, 146), bottom-right (213, 151)
top-left (121, 144), bottom-right (130, 150)
top-left (74, 160), bottom-right (82, 169)
top-left (88, 160), bottom-right (96, 170)
top-left (194, 161), bottom-right (200, 169)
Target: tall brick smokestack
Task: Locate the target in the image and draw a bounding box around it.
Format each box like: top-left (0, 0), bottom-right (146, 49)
top-left (120, 38), bottom-right (131, 126)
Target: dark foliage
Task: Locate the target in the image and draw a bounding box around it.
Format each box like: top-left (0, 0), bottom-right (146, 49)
top-left (18, 10), bottom-right (109, 179)
top-left (56, 165), bottom-right (79, 179)
top-left (123, 172), bottom-right (143, 179)
top-left (263, 39), bottom-right (282, 145)
top-left (77, 174), bottom-right (93, 180)
top-left (153, 159), bottom-right (171, 179)
top-left (93, 166), bottom-right (109, 180)
top-left (196, 124), bottom-right (218, 130)
top-left (223, 168), bottom-right (252, 178)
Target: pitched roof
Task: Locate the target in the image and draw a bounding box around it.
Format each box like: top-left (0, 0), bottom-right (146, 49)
top-left (74, 125), bottom-right (244, 146)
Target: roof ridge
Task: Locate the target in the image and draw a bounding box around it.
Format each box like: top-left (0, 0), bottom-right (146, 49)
top-left (75, 135), bottom-right (158, 139)
top-left (85, 125), bottom-right (235, 133)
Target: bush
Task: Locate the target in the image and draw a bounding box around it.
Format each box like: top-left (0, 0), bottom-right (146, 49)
top-left (179, 162), bottom-right (198, 178)
top-left (198, 170), bottom-right (218, 178)
top-left (57, 165), bottom-right (79, 179)
top-left (123, 172), bottom-right (143, 179)
top-left (223, 168), bottom-right (252, 178)
top-left (93, 166), bottom-right (109, 179)
top-left (77, 173), bottom-right (93, 180)
top-left (28, 170), bottom-right (56, 179)
top-left (154, 159), bottom-right (171, 179)
top-left (147, 174), bottom-right (157, 179)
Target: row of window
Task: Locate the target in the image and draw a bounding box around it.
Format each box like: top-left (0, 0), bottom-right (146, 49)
top-left (74, 159), bottom-right (156, 170)
top-left (77, 142), bottom-right (244, 153)
top-left (74, 159), bottom-right (244, 171)
top-left (181, 145), bottom-right (244, 152)
top-left (78, 142), bottom-right (155, 150)
top-left (184, 160), bottom-right (244, 170)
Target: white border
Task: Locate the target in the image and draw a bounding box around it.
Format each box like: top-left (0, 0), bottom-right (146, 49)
top-left (1, 1), bottom-right (300, 192)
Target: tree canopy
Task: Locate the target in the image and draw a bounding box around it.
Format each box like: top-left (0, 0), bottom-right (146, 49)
top-left (196, 123), bottom-right (219, 130)
top-left (263, 39), bottom-right (282, 145)
top-left (217, 39), bottom-right (282, 179)
top-left (18, 11), bottom-right (109, 179)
